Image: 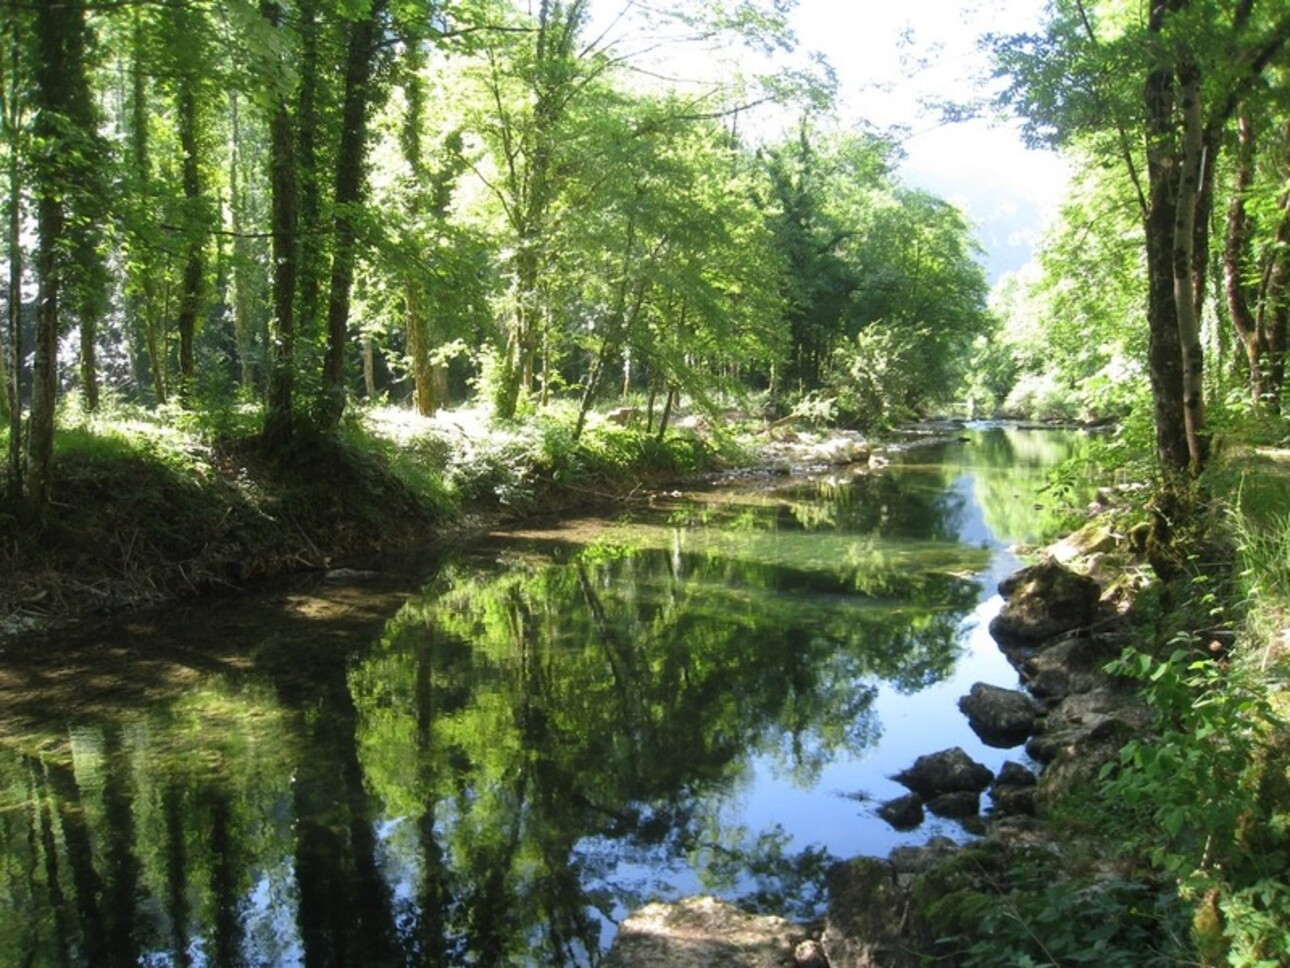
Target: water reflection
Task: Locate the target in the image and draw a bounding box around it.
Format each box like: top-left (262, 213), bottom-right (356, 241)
top-left (0, 427), bottom-right (1089, 966)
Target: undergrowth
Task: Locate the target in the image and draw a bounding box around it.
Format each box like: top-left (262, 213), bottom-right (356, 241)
top-left (1, 399), bottom-right (724, 627)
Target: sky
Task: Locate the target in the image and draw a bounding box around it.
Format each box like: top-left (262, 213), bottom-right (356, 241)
top-left (589, 0), bottom-right (1071, 282)
top-left (791, 0), bottom-right (1071, 280)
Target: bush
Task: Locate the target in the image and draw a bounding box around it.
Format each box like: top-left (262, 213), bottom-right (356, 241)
top-left (1002, 371), bottom-right (1082, 422)
top-left (824, 325), bottom-right (937, 430)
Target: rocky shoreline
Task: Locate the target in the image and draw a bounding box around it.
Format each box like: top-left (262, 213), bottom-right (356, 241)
top-left (604, 527), bottom-right (1157, 967)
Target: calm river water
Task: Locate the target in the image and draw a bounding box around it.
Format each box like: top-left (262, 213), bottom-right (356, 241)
top-left (0, 425), bottom-right (1089, 967)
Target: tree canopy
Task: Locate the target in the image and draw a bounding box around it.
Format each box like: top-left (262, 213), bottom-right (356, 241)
top-left (0, 0), bottom-right (993, 514)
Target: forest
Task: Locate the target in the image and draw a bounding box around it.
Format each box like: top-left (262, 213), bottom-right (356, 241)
top-left (0, 0), bottom-right (993, 518)
top-left (3, 0), bottom-right (1290, 964)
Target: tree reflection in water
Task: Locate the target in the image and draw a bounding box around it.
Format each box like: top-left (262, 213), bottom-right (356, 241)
top-left (0, 427), bottom-right (1089, 966)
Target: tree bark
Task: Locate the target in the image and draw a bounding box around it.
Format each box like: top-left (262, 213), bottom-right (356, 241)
top-left (228, 89), bottom-right (256, 391)
top-left (294, 0), bottom-right (323, 340)
top-left (406, 278), bottom-right (439, 416)
top-left (26, 0), bottom-right (89, 511)
top-left (1171, 61), bottom-right (1207, 471)
top-left (260, 0), bottom-right (297, 448)
top-left (176, 79), bottom-right (204, 401)
top-left (1224, 107), bottom-right (1266, 403)
top-left (1141, 0), bottom-right (1191, 477)
top-left (128, 12), bottom-right (167, 405)
top-left (320, 0), bottom-right (387, 432)
top-left (4, 3), bottom-right (21, 499)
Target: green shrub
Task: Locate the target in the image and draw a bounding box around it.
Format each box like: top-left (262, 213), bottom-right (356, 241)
top-left (913, 843), bottom-right (1188, 967)
top-left (1102, 643), bottom-right (1290, 963)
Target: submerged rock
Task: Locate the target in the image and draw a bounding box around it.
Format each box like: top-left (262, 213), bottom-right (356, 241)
top-left (958, 682), bottom-right (1042, 747)
top-left (322, 567), bottom-right (381, 583)
top-left (877, 793), bottom-right (925, 831)
top-left (990, 559), bottom-right (1101, 648)
top-left (603, 896), bottom-right (809, 968)
top-left (926, 790), bottom-right (981, 820)
top-left (893, 747), bottom-right (993, 799)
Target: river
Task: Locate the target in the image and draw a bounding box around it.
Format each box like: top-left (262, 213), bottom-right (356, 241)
top-left (0, 425), bottom-right (1090, 967)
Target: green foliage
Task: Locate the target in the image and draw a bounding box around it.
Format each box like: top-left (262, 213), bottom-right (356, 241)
top-left (1002, 372), bottom-right (1082, 422)
top-left (825, 321), bottom-right (972, 430)
top-left (1101, 644), bottom-right (1290, 964)
top-left (985, 161), bottom-right (1148, 425)
top-left (338, 407), bottom-right (457, 513)
top-left (915, 843), bottom-right (1189, 967)
top-left (763, 127), bottom-right (990, 418)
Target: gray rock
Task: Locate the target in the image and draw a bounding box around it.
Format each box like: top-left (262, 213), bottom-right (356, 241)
top-left (989, 784), bottom-right (1037, 817)
top-left (604, 896), bottom-right (808, 968)
top-left (888, 837), bottom-right (960, 879)
top-left (990, 559), bottom-right (1101, 647)
top-left (822, 857), bottom-right (904, 968)
top-left (794, 939), bottom-right (829, 966)
top-left (877, 794), bottom-right (924, 831)
top-left (1020, 634), bottom-right (1120, 701)
top-left (994, 760), bottom-right (1037, 788)
top-left (926, 791), bottom-right (981, 819)
top-left (893, 747), bottom-right (993, 798)
top-left (958, 682), bottom-right (1042, 747)
top-left (1026, 687), bottom-right (1153, 763)
top-left (1027, 688), bottom-right (1153, 806)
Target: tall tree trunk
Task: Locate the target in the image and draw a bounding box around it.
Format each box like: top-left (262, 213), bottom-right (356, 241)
top-left (4, 2), bottom-right (21, 500)
top-left (655, 386), bottom-right (676, 442)
top-left (1261, 185), bottom-right (1290, 411)
top-left (361, 335), bottom-right (375, 399)
top-left (260, 0), bottom-right (297, 448)
top-left (79, 302), bottom-right (99, 412)
top-left (228, 90), bottom-right (255, 391)
top-left (1225, 107), bottom-right (1266, 403)
top-left (5, 138), bottom-right (18, 497)
top-left (320, 0), bottom-right (387, 432)
top-left (405, 278), bottom-right (438, 416)
top-left (128, 11), bottom-right (167, 405)
top-left (294, 0), bottom-right (323, 339)
top-left (1171, 62), bottom-right (1207, 472)
top-left (176, 81), bottom-right (204, 400)
top-left (1142, 17), bottom-right (1190, 476)
top-left (26, 0), bottom-right (87, 511)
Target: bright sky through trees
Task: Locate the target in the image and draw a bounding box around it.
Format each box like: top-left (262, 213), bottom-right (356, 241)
top-left (793, 0), bottom-right (1071, 279)
top-left (589, 0), bottom-right (1071, 280)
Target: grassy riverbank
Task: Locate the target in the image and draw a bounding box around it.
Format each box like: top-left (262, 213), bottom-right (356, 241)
top-left (0, 400), bottom-right (736, 635)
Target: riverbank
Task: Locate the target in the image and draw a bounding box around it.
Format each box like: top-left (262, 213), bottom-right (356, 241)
top-left (2, 402), bottom-right (942, 638)
top-left (602, 438), bottom-right (1290, 966)
top-left (557, 421), bottom-right (1289, 966)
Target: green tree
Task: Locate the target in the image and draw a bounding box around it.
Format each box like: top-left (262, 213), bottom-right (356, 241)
top-left (319, 0), bottom-right (392, 430)
top-left (468, 0), bottom-right (600, 420)
top-left (1, 0), bottom-right (26, 495)
top-left (761, 123), bottom-right (884, 392)
top-left (258, 0), bottom-right (301, 447)
top-left (163, 1), bottom-right (219, 402)
top-left (25, 0), bottom-right (103, 510)
top-left (1223, 105), bottom-right (1290, 410)
top-left (994, 0), bottom-right (1290, 474)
